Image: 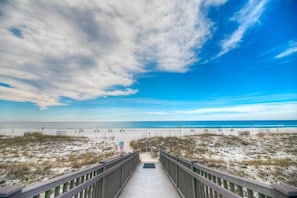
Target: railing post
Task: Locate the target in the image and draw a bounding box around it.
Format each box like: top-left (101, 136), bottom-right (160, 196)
top-left (272, 184), bottom-right (297, 198)
top-left (176, 155), bottom-right (179, 188)
top-left (129, 153), bottom-right (132, 173)
top-left (99, 161), bottom-right (107, 198)
top-left (191, 161), bottom-right (198, 198)
top-left (120, 154), bottom-right (124, 187)
top-left (0, 185), bottom-right (22, 198)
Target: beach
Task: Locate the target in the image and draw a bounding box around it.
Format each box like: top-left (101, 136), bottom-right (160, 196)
top-left (0, 127), bottom-right (296, 187)
top-left (0, 127), bottom-right (296, 151)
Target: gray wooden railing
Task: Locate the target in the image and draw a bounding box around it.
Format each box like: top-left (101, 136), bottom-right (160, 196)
top-left (160, 151), bottom-right (297, 198)
top-left (0, 151), bottom-right (139, 198)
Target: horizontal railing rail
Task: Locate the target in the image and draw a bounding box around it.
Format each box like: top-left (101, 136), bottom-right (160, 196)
top-left (160, 151), bottom-right (297, 198)
top-left (0, 151), bottom-right (139, 198)
top-left (193, 162), bottom-right (274, 197)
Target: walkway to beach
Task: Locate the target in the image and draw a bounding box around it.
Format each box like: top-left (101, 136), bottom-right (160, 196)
top-left (119, 153), bottom-right (180, 198)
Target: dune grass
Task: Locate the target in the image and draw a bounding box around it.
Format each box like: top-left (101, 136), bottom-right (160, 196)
top-left (0, 132), bottom-right (118, 187)
top-left (130, 133), bottom-right (297, 186)
top-left (0, 132), bottom-right (85, 147)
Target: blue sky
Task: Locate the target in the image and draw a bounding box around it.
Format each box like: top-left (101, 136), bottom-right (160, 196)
top-left (0, 0), bottom-right (296, 121)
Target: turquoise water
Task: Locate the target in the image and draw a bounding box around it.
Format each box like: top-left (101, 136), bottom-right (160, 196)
top-left (0, 120), bottom-right (296, 129)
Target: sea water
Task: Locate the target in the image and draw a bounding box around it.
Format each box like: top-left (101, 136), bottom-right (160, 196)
top-left (0, 120), bottom-right (296, 129)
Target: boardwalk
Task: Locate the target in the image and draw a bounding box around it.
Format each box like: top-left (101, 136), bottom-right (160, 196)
top-left (119, 153), bottom-right (180, 198)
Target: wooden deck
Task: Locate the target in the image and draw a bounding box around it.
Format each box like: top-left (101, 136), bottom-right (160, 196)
top-left (119, 154), bottom-right (180, 198)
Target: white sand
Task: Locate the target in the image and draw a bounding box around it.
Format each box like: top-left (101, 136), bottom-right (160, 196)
top-left (1, 127), bottom-right (296, 152)
top-left (139, 152), bottom-right (159, 162)
top-left (0, 128), bottom-right (296, 187)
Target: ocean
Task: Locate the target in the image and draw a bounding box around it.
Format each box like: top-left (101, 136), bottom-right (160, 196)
top-left (0, 120), bottom-right (297, 129)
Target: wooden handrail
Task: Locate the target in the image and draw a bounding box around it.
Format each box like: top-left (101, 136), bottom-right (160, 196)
top-left (160, 151), bottom-right (297, 198)
top-left (0, 151), bottom-right (139, 198)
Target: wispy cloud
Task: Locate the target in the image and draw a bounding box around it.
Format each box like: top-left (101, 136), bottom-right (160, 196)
top-left (275, 41), bottom-right (297, 59)
top-left (0, 0), bottom-right (226, 109)
top-left (217, 0), bottom-right (268, 57)
top-left (93, 95), bottom-right (297, 120)
top-left (202, 0), bottom-right (228, 7)
top-left (134, 94), bottom-right (297, 120)
top-left (145, 111), bottom-right (169, 115)
top-left (258, 40), bottom-right (297, 65)
top-left (172, 102), bottom-right (297, 120)
top-left (123, 101), bottom-right (297, 120)
top-left (174, 103), bottom-right (278, 114)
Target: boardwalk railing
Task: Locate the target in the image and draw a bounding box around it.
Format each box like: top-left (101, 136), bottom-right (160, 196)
top-left (160, 151), bottom-right (297, 198)
top-left (0, 151), bottom-right (139, 198)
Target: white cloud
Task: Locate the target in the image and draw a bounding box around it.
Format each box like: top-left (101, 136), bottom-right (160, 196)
top-left (217, 0), bottom-right (268, 57)
top-left (275, 41), bottom-right (297, 59)
top-left (0, 0), bottom-right (225, 109)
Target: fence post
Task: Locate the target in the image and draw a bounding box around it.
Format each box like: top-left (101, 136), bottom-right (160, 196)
top-left (0, 185), bottom-right (22, 198)
top-left (272, 184), bottom-right (297, 198)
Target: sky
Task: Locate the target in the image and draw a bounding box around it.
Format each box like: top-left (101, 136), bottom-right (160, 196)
top-left (0, 0), bottom-right (296, 122)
